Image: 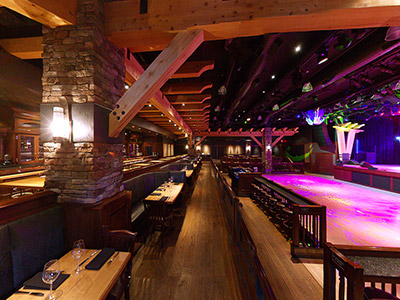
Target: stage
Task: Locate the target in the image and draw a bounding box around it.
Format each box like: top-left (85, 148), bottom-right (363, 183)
top-left (263, 173), bottom-right (400, 247)
top-left (334, 163), bottom-right (400, 193)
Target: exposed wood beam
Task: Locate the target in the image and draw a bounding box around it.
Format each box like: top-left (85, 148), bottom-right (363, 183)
top-left (0, 0), bottom-right (76, 28)
top-left (250, 135), bottom-right (263, 148)
top-left (145, 60), bottom-right (214, 79)
top-left (196, 128), bottom-right (298, 137)
top-left (174, 104), bottom-right (210, 112)
top-left (195, 136), bottom-right (206, 147)
top-left (124, 49), bottom-right (194, 136)
top-left (162, 81), bottom-right (213, 95)
top-left (130, 117), bottom-right (177, 139)
top-left (0, 37), bottom-right (43, 59)
top-left (109, 29), bottom-right (204, 137)
top-left (179, 111), bottom-right (209, 117)
top-left (168, 94), bottom-right (212, 104)
top-left (272, 135), bottom-right (285, 147)
top-left (105, 0), bottom-right (400, 51)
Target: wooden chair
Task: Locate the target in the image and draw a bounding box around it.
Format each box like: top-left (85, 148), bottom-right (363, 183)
top-left (144, 200), bottom-right (173, 247)
top-left (102, 226), bottom-right (137, 300)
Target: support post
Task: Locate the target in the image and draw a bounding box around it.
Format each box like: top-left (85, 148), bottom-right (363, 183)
top-left (262, 127), bottom-right (272, 173)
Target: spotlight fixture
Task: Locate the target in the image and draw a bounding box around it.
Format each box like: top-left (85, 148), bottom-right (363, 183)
top-left (295, 45), bottom-right (301, 52)
top-left (302, 108), bottom-right (326, 125)
top-left (169, 120), bottom-right (171, 122)
top-left (246, 117), bottom-right (251, 121)
top-left (272, 104), bottom-right (280, 111)
top-left (271, 75), bottom-right (276, 79)
top-left (302, 82), bottom-right (313, 92)
top-left (317, 48), bottom-right (329, 64)
top-left (148, 104), bottom-right (152, 107)
top-left (124, 84), bottom-right (129, 90)
top-left (385, 26), bottom-right (400, 41)
top-left (182, 103), bottom-right (185, 106)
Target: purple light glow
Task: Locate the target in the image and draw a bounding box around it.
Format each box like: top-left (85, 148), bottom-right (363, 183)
top-left (302, 108), bottom-right (326, 125)
top-left (263, 173), bottom-right (400, 247)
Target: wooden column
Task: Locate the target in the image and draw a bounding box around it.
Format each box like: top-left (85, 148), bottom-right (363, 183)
top-left (262, 127), bottom-right (272, 173)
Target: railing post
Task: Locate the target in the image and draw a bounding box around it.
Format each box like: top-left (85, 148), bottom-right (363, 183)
top-left (320, 206), bottom-right (327, 246)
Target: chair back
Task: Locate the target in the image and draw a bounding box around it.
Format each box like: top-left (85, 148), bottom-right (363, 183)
top-left (144, 200), bottom-right (168, 225)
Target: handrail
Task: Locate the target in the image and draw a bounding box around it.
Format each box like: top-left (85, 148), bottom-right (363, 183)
top-left (210, 158), bottom-right (277, 300)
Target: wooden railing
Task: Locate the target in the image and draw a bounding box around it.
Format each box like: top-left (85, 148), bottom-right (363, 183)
top-left (252, 177), bottom-right (326, 258)
top-left (324, 242), bottom-right (400, 300)
top-left (272, 162), bottom-right (304, 174)
top-left (211, 159), bottom-right (276, 300)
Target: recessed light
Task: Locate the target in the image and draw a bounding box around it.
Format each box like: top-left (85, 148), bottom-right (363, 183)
top-left (295, 45), bottom-right (301, 52)
top-left (169, 120), bottom-right (171, 122)
top-left (174, 124), bottom-right (176, 126)
top-left (182, 103), bottom-right (185, 106)
top-left (124, 84), bottom-right (129, 89)
top-left (262, 90), bottom-right (266, 94)
top-left (271, 75), bottom-right (276, 79)
top-left (148, 104), bottom-right (152, 107)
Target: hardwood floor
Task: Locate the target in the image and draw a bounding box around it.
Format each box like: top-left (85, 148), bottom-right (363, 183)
top-left (238, 195), bottom-right (323, 300)
top-left (130, 162), bottom-right (243, 300)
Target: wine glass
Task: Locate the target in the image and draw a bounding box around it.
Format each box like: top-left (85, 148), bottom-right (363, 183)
top-left (42, 259), bottom-right (62, 300)
top-left (71, 239), bottom-right (85, 274)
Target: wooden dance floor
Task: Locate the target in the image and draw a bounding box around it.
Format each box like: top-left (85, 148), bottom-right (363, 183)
top-left (263, 173), bottom-right (400, 247)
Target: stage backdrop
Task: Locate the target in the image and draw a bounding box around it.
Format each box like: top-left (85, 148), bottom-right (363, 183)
top-left (357, 116), bottom-right (400, 165)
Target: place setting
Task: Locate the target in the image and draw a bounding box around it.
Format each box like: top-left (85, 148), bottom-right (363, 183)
top-left (12, 239), bottom-right (122, 299)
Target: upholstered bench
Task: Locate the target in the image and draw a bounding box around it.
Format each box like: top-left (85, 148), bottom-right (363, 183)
top-left (0, 206), bottom-right (65, 299)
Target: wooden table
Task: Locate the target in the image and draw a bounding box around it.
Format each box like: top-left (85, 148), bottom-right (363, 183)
top-left (0, 171), bottom-right (45, 183)
top-left (0, 176), bottom-right (45, 188)
top-left (144, 183), bottom-right (183, 204)
top-left (8, 249), bottom-right (130, 300)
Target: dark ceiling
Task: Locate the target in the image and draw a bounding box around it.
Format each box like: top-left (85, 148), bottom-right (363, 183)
top-left (136, 27), bottom-right (400, 132)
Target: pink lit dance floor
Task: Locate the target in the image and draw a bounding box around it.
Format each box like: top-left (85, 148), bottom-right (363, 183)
top-left (263, 173), bottom-right (400, 247)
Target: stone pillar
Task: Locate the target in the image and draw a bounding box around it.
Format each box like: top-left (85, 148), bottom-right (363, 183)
top-left (262, 128), bottom-right (272, 173)
top-left (42, 0), bottom-right (125, 203)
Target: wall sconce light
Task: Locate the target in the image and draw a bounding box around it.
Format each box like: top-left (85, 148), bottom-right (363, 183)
top-left (185, 145), bottom-right (189, 149)
top-left (266, 144), bottom-right (272, 151)
top-left (52, 106), bottom-right (70, 140)
top-left (196, 145), bottom-right (201, 151)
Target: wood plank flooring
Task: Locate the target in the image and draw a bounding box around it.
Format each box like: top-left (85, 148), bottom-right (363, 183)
top-left (130, 162), bottom-right (243, 300)
top-left (238, 195), bottom-right (323, 300)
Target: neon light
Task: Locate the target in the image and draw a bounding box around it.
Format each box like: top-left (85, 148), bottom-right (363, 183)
top-left (302, 108), bottom-right (326, 125)
top-left (356, 139), bottom-right (359, 154)
top-left (396, 136), bottom-right (400, 142)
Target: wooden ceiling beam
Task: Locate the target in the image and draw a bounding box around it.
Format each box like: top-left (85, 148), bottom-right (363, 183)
top-left (0, 37), bottom-right (43, 59)
top-left (0, 0), bottom-right (76, 28)
top-left (168, 94), bottom-right (212, 104)
top-left (105, 0), bottom-right (400, 51)
top-left (162, 81), bottom-right (213, 95)
top-left (109, 29), bottom-right (204, 137)
top-left (124, 48), bottom-right (194, 135)
top-left (174, 104), bottom-right (210, 112)
top-left (196, 128), bottom-right (298, 137)
top-left (144, 60), bottom-right (215, 79)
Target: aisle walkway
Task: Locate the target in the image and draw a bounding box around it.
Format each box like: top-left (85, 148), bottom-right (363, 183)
top-left (130, 162), bottom-right (243, 300)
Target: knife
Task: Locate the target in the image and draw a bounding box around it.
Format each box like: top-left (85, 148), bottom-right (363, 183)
top-left (108, 251), bottom-right (119, 264)
top-left (79, 249), bottom-right (100, 266)
top-left (15, 291), bottom-right (45, 296)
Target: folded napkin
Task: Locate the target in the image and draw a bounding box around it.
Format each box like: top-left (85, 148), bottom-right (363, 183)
top-left (24, 272), bottom-right (70, 290)
top-left (85, 248), bottom-right (115, 270)
top-left (160, 196), bottom-right (169, 202)
top-left (150, 192), bottom-right (161, 196)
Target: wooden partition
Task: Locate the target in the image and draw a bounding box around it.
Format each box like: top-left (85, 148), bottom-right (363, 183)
top-left (211, 158), bottom-right (276, 300)
top-left (251, 177), bottom-right (326, 258)
top-left (323, 242), bottom-right (400, 300)
top-left (63, 190), bottom-right (132, 249)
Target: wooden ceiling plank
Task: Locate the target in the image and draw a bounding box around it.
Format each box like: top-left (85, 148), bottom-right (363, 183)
top-left (168, 94), bottom-right (212, 104)
top-left (162, 81), bottom-right (213, 95)
top-left (105, 1), bottom-right (400, 51)
top-left (109, 29), bottom-right (204, 137)
top-left (0, 0), bottom-right (76, 28)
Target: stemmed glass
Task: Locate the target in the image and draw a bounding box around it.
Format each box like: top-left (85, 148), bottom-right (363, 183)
top-left (71, 239), bottom-right (85, 274)
top-left (42, 259), bottom-right (62, 300)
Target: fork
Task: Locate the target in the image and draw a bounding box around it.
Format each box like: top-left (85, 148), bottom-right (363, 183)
top-left (108, 251), bottom-right (119, 264)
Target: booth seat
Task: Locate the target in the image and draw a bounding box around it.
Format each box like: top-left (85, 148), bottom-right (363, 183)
top-left (123, 170), bottom-right (186, 224)
top-left (0, 206), bottom-right (65, 300)
top-left (160, 163), bottom-right (194, 171)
